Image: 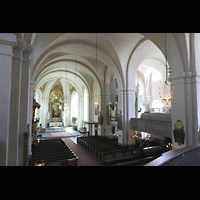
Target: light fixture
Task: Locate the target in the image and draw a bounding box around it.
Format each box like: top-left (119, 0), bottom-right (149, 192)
top-left (34, 160), bottom-right (45, 166)
top-left (159, 33), bottom-right (174, 111)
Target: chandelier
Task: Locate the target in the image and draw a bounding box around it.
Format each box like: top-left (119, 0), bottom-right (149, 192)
top-left (159, 33), bottom-right (174, 110)
top-left (159, 81), bottom-right (174, 108)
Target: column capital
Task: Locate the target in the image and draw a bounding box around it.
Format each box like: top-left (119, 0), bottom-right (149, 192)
top-left (13, 39), bottom-right (26, 60)
top-left (0, 33), bottom-right (16, 56)
top-left (23, 43), bottom-right (34, 63)
top-left (117, 89), bottom-right (136, 95)
top-left (29, 80), bottom-right (35, 88)
top-left (0, 33), bottom-right (16, 46)
top-left (24, 43), bottom-right (33, 54)
top-left (15, 39), bottom-right (26, 50)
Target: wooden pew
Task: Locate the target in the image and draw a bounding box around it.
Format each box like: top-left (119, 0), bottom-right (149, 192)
top-left (29, 153), bottom-right (76, 166)
top-left (77, 136), bottom-right (118, 153)
top-left (29, 139), bottom-right (78, 166)
top-left (97, 145), bottom-right (135, 161)
top-left (101, 148), bottom-right (135, 165)
top-left (77, 136), bottom-right (136, 165)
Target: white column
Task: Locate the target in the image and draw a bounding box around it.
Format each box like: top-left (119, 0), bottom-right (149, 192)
top-left (126, 89), bottom-right (136, 145)
top-left (63, 99), bottom-right (68, 126)
top-left (27, 80), bottom-right (35, 156)
top-left (117, 90), bottom-right (128, 144)
top-left (41, 98), bottom-right (49, 128)
top-left (171, 75), bottom-right (187, 149)
top-left (8, 39), bottom-right (25, 165)
top-left (191, 74), bottom-right (200, 144)
top-left (101, 92), bottom-right (110, 136)
top-left (170, 33), bottom-right (200, 149)
top-left (117, 89), bottom-right (136, 145)
top-left (18, 44), bottom-right (33, 165)
top-left (0, 33), bottom-right (16, 165)
top-left (190, 33), bottom-right (200, 145)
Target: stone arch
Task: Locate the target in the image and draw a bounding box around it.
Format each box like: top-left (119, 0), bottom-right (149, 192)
top-left (124, 33), bottom-right (189, 146)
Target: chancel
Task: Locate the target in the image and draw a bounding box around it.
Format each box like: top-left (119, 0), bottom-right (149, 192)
top-left (1, 33), bottom-right (200, 166)
top-left (48, 84), bottom-right (64, 127)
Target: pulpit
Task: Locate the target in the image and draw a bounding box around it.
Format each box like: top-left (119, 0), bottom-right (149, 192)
top-left (83, 121), bottom-right (99, 136)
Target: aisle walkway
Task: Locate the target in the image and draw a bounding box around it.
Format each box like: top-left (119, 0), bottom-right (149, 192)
top-left (62, 138), bottom-right (103, 166)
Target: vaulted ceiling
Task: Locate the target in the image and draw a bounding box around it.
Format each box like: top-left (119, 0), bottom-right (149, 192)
top-left (13, 33), bottom-right (188, 94)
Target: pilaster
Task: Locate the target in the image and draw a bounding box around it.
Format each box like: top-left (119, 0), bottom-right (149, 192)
top-left (117, 89), bottom-right (136, 145)
top-left (8, 39), bottom-right (25, 165)
top-left (100, 92), bottom-right (110, 136)
top-left (170, 74), bottom-right (187, 149)
top-left (41, 98), bottom-right (49, 128)
top-left (0, 33), bottom-right (16, 165)
top-left (18, 44), bottom-right (33, 165)
top-left (28, 80), bottom-right (35, 157)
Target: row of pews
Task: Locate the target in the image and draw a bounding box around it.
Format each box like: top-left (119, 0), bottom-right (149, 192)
top-left (28, 139), bottom-right (78, 166)
top-left (77, 136), bottom-right (163, 166)
top-left (77, 136), bottom-right (134, 165)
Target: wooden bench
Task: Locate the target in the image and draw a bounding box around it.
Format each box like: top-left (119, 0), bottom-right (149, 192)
top-left (29, 153), bottom-right (76, 166)
top-left (97, 145), bottom-right (135, 161)
top-left (77, 136), bottom-right (140, 165)
top-left (29, 139), bottom-right (78, 166)
top-left (46, 157), bottom-right (78, 166)
top-left (77, 136), bottom-right (119, 153)
top-left (102, 149), bottom-right (135, 165)
top-left (115, 156), bottom-right (159, 166)
top-left (92, 144), bottom-right (120, 157)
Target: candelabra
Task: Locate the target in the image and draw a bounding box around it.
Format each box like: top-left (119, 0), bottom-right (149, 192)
top-left (159, 33), bottom-right (174, 111)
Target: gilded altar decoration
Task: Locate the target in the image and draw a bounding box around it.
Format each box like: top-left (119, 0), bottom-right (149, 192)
top-left (52, 102), bottom-right (61, 117)
top-left (49, 85), bottom-right (64, 126)
top-left (49, 85), bottom-right (64, 102)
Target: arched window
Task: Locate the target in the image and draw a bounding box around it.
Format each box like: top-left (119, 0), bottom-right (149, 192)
top-left (71, 91), bottom-right (78, 119)
top-left (152, 100), bottom-right (164, 113)
top-left (84, 89), bottom-right (89, 121)
top-left (152, 70), bottom-right (162, 82)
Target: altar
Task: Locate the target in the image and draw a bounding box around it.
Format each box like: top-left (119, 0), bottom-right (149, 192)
top-left (48, 85), bottom-right (64, 128)
top-left (49, 122), bottom-right (63, 127)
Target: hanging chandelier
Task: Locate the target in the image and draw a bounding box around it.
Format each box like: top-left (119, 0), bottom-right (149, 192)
top-left (159, 81), bottom-right (174, 108)
top-left (159, 33), bottom-right (174, 110)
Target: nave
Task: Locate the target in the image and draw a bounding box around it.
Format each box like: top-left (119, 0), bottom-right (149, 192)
top-left (29, 127), bottom-right (103, 166)
top-left (29, 126), bottom-right (170, 166)
top-left (3, 33), bottom-right (200, 166)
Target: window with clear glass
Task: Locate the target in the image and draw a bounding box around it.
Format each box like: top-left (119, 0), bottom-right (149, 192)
top-left (152, 70), bottom-right (162, 82)
top-left (71, 91), bottom-right (78, 118)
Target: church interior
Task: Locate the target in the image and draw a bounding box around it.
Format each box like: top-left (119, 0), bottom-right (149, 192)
top-left (1, 33), bottom-right (200, 166)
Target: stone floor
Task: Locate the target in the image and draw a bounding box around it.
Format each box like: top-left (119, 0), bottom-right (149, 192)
top-left (39, 127), bottom-right (81, 139)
